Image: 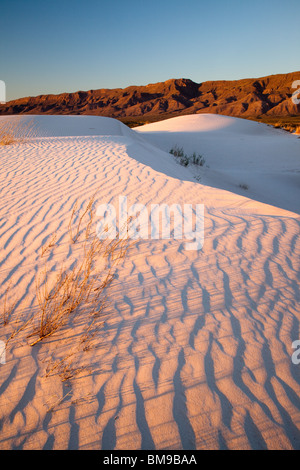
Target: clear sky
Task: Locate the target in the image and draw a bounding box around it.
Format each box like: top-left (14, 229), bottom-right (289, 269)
top-left (1, 0), bottom-right (300, 101)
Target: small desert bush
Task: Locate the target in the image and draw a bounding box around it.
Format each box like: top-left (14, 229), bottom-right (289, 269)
top-left (170, 145), bottom-right (205, 167)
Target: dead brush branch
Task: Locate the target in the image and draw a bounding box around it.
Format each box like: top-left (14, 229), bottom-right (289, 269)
top-left (79, 317), bottom-right (105, 351)
top-left (44, 348), bottom-right (90, 382)
top-left (68, 200), bottom-right (78, 244)
top-left (45, 351), bottom-right (76, 378)
top-left (46, 390), bottom-right (73, 413)
top-left (58, 361), bottom-right (90, 382)
top-left (2, 282), bottom-right (16, 326)
top-left (40, 232), bottom-right (57, 257)
top-left (68, 195), bottom-right (95, 244)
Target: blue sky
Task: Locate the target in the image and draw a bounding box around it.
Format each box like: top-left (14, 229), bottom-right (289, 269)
top-left (1, 0), bottom-right (300, 101)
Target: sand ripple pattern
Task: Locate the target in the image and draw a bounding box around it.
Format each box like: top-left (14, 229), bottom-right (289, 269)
top-left (0, 136), bottom-right (299, 450)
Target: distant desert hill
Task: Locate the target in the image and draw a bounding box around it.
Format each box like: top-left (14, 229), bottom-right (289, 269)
top-left (0, 72), bottom-right (299, 124)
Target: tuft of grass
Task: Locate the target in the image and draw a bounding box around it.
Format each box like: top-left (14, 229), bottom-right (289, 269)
top-left (191, 152), bottom-right (205, 166)
top-left (169, 146), bottom-right (206, 167)
top-left (169, 145), bottom-right (185, 158)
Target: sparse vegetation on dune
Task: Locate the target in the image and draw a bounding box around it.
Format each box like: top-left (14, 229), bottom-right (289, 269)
top-left (169, 145), bottom-right (206, 167)
top-left (0, 117), bottom-right (36, 145)
top-left (29, 196), bottom-right (131, 346)
top-left (253, 115), bottom-right (300, 134)
top-left (2, 195), bottom-right (133, 380)
top-left (239, 183), bottom-right (249, 190)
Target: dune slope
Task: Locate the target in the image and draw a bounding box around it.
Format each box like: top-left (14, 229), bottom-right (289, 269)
top-left (135, 114), bottom-right (300, 214)
top-left (0, 115), bottom-right (299, 450)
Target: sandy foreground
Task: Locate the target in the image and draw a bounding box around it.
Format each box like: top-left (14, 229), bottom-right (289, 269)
top-left (0, 114), bottom-right (299, 450)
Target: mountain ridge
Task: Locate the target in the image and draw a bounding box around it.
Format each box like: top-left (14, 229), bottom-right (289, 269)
top-left (1, 72), bottom-right (299, 122)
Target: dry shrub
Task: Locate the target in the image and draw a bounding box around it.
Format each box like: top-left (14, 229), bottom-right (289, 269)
top-left (28, 196), bottom-right (132, 346)
top-left (0, 117), bottom-right (36, 145)
top-left (2, 195), bottom-right (133, 384)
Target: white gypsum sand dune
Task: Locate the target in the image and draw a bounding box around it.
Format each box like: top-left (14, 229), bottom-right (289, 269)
top-left (0, 114), bottom-right (299, 450)
top-left (135, 114), bottom-right (300, 214)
